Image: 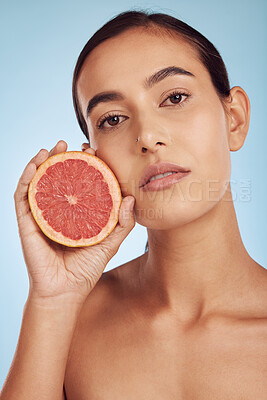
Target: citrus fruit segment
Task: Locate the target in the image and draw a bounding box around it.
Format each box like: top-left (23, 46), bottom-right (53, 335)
top-left (28, 151), bottom-right (122, 247)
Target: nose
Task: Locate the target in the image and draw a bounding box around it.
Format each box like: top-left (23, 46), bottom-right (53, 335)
top-left (138, 140), bottom-right (164, 153)
top-left (136, 123), bottom-right (167, 154)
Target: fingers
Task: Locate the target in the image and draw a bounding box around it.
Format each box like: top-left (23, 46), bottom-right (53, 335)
top-left (118, 196), bottom-right (136, 228)
top-left (81, 142), bottom-right (96, 156)
top-left (14, 149), bottom-right (49, 219)
top-left (14, 140), bottom-right (67, 222)
top-left (29, 148), bottom-right (49, 169)
top-left (18, 140), bottom-right (67, 196)
top-left (49, 140), bottom-right (67, 157)
top-left (99, 196), bottom-right (136, 255)
top-left (14, 162), bottom-right (36, 218)
top-left (81, 142), bottom-right (90, 151)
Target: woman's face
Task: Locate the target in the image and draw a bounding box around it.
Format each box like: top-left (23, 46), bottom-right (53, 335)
top-left (77, 28), bottom-right (232, 229)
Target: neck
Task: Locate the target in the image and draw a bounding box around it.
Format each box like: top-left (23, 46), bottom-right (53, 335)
top-left (139, 186), bottom-right (257, 323)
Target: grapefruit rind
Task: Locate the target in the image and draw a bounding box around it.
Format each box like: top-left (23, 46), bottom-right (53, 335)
top-left (28, 151), bottom-right (122, 247)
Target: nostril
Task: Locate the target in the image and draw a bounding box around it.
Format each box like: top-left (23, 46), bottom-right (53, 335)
top-left (142, 147), bottom-right (147, 153)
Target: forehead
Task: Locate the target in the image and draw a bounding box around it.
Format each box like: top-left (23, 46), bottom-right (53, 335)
top-left (77, 28), bottom-right (208, 102)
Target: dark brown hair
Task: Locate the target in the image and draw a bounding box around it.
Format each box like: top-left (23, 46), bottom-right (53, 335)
top-left (72, 9), bottom-right (230, 143)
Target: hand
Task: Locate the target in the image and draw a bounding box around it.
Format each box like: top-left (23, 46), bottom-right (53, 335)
top-left (14, 140), bottom-right (135, 304)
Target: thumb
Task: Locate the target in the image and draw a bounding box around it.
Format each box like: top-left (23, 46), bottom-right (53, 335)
top-left (101, 196), bottom-right (136, 253)
top-left (118, 196), bottom-right (136, 229)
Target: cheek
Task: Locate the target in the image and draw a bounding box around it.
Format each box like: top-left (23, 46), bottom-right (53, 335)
top-left (186, 102), bottom-right (231, 195)
top-left (94, 143), bottom-right (134, 197)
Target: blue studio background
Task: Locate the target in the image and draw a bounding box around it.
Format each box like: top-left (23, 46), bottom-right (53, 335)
top-left (0, 0), bottom-right (266, 388)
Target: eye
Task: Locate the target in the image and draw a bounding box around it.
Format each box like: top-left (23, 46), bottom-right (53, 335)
top-left (97, 113), bottom-right (128, 130)
top-left (161, 90), bottom-right (189, 107)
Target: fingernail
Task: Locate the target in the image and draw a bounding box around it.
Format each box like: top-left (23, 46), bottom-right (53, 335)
top-left (81, 143), bottom-right (88, 151)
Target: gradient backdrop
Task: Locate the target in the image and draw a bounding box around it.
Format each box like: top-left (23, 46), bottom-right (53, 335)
top-left (1, 0), bottom-right (266, 387)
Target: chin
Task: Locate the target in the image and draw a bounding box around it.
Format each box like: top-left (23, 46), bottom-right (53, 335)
top-left (135, 187), bottom-right (229, 230)
top-left (135, 203), bottom-right (194, 229)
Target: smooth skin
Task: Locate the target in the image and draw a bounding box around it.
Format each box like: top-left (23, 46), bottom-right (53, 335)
top-left (1, 26), bottom-right (267, 399)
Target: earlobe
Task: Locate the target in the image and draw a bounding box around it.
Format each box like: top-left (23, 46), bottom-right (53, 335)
top-left (227, 86), bottom-right (250, 152)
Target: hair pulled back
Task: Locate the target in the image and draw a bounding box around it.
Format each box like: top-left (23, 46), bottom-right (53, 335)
top-left (72, 9), bottom-right (230, 143)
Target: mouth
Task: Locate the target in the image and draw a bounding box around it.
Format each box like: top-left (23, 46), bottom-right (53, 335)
top-left (139, 162), bottom-right (191, 192)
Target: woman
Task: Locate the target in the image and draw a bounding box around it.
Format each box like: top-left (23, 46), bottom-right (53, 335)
top-left (1, 9), bottom-right (267, 400)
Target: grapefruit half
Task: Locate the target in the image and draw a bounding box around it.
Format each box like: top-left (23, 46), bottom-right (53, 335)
top-left (28, 151), bottom-right (122, 247)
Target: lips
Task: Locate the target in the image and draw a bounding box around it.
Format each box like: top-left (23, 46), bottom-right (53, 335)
top-left (139, 161), bottom-right (191, 188)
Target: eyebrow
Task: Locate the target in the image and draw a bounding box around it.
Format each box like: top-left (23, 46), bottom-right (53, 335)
top-left (86, 65), bottom-right (195, 118)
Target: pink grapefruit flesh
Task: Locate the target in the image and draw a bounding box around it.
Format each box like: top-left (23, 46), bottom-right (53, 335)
top-left (28, 151), bottom-right (122, 247)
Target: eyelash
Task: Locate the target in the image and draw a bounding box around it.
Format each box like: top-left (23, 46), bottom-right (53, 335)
top-left (96, 90), bottom-right (190, 130)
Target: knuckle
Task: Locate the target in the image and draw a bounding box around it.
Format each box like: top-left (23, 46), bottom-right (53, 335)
top-left (99, 242), bottom-right (117, 260)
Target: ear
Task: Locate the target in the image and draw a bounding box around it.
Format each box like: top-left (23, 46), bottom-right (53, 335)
top-left (226, 86), bottom-right (250, 152)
